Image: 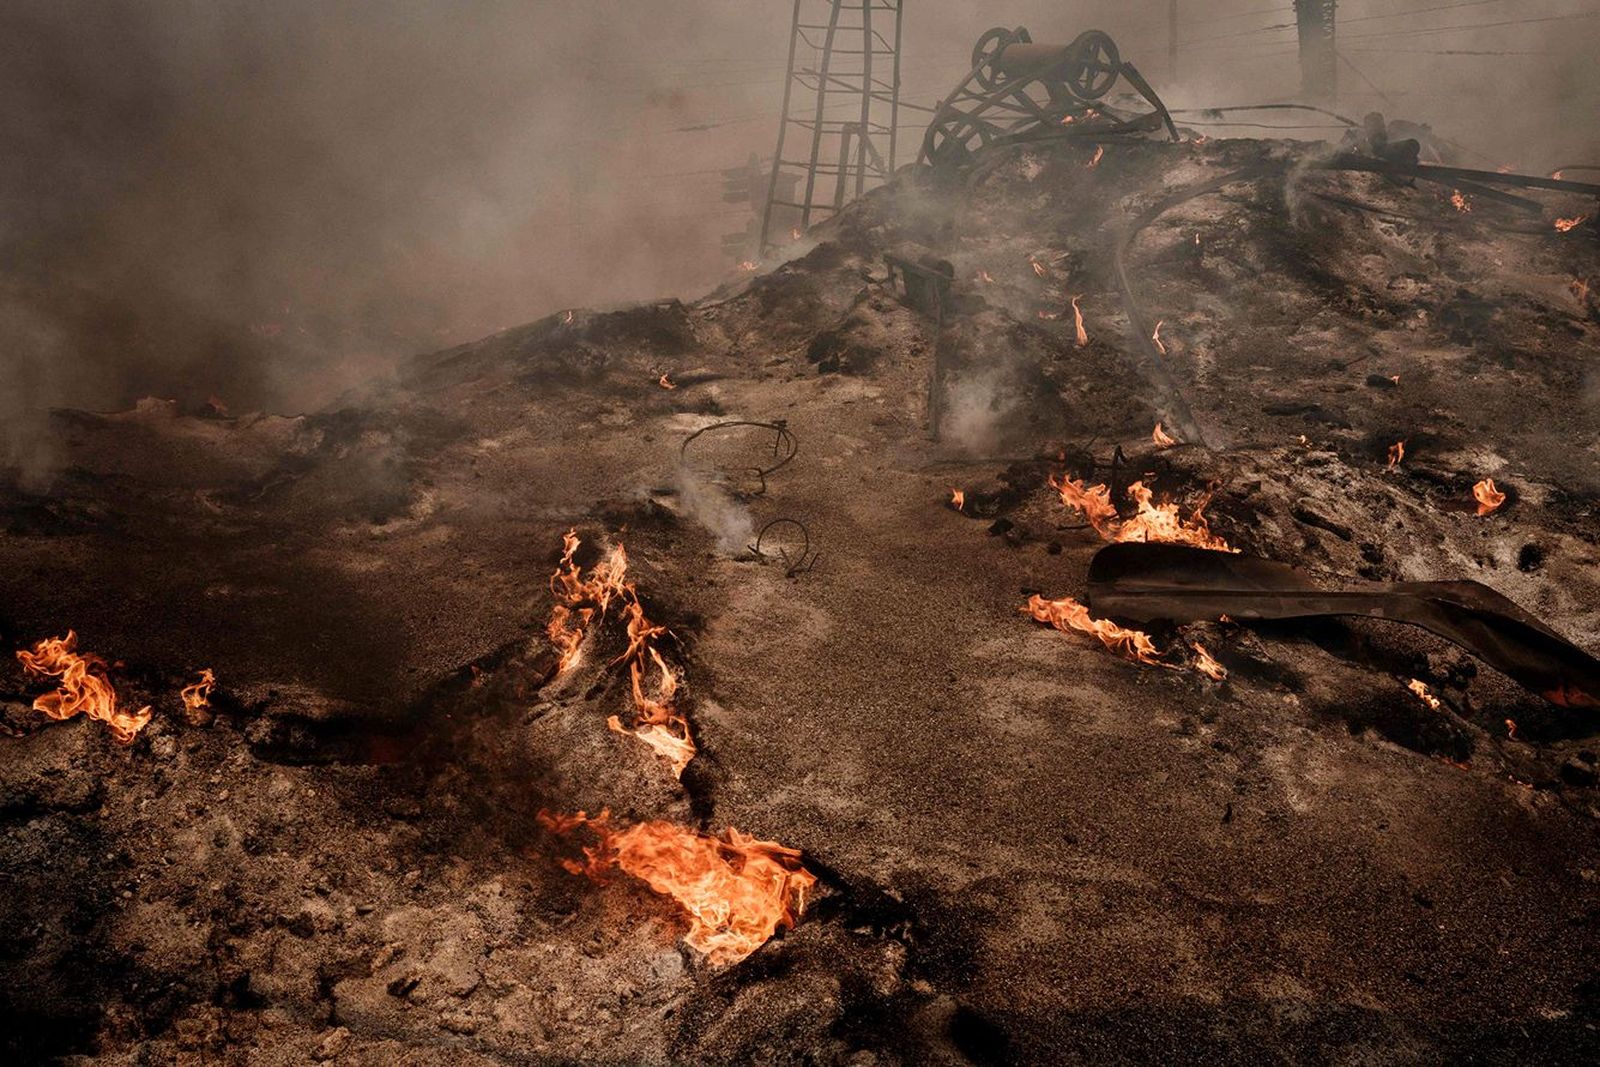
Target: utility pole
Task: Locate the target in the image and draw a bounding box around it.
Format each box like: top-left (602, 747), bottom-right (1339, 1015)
top-left (1168, 0), bottom-right (1178, 80)
top-left (1292, 0), bottom-right (1337, 105)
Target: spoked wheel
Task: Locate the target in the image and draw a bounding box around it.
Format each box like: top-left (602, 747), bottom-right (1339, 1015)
top-left (1063, 30), bottom-right (1121, 100)
top-left (921, 111), bottom-right (995, 168)
top-left (971, 26), bottom-right (1026, 90)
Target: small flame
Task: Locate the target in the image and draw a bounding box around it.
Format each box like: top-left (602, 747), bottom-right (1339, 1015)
top-left (976, 269), bottom-right (994, 284)
top-left (658, 373), bottom-right (677, 390)
top-left (1450, 190), bottom-right (1471, 213)
top-left (1087, 145), bottom-right (1104, 169)
top-left (1551, 169), bottom-right (1564, 180)
top-left (1192, 642), bottom-right (1227, 682)
top-left (16, 632), bottom-right (152, 744)
top-left (1070, 295), bottom-right (1087, 347)
top-left (1037, 309), bottom-right (1060, 321)
top-left (1151, 319), bottom-right (1166, 356)
top-left (738, 260), bottom-right (759, 272)
top-left (1407, 678), bottom-right (1442, 711)
top-left (1152, 422), bottom-right (1177, 448)
top-left (180, 668), bottom-right (216, 726)
top-left (205, 395), bottom-right (230, 417)
top-left (1389, 374), bottom-right (1401, 385)
top-left (1051, 477), bottom-right (1233, 552)
top-left (1386, 440), bottom-right (1405, 470)
top-left (1554, 215), bottom-right (1588, 233)
top-left (950, 488), bottom-right (965, 511)
top-left (1472, 478), bottom-right (1506, 516)
top-left (1571, 277), bottom-right (1590, 301)
top-left (1060, 114), bottom-right (1075, 126)
top-left (1024, 594), bottom-right (1161, 665)
top-left (1030, 257), bottom-right (1048, 278)
top-left (547, 530), bottom-right (628, 674)
top-left (790, 226), bottom-right (802, 240)
top-left (539, 810), bottom-right (816, 967)
top-left (1505, 718), bottom-right (1519, 740)
top-left (1193, 233), bottom-right (1201, 245)
top-left (562, 309), bottom-right (574, 326)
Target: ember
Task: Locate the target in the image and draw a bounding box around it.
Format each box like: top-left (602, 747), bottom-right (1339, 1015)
top-left (1152, 422), bottom-right (1176, 448)
top-left (1554, 215), bottom-right (1588, 233)
top-left (15, 632), bottom-right (152, 744)
top-left (1407, 678), bottom-right (1442, 712)
top-left (1023, 594), bottom-right (1162, 665)
top-left (1070, 295), bottom-right (1087, 347)
top-left (539, 810), bottom-right (816, 966)
top-left (1086, 145), bottom-right (1104, 168)
top-left (180, 668), bottom-right (216, 726)
top-left (1472, 478), bottom-right (1506, 516)
top-left (1450, 189), bottom-right (1471, 213)
top-left (1387, 440), bottom-right (1405, 470)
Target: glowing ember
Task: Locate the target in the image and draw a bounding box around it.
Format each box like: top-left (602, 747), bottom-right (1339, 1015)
top-left (1070, 295), bottom-right (1087, 347)
top-left (1151, 319), bottom-right (1166, 355)
top-left (1407, 678), bottom-right (1442, 711)
top-left (1505, 718), bottom-right (1519, 740)
top-left (547, 530), bottom-right (628, 674)
top-left (738, 260), bottom-right (759, 272)
top-left (180, 668), bottom-right (216, 726)
top-left (1152, 422), bottom-right (1177, 448)
top-left (975, 269), bottom-right (994, 284)
top-left (1023, 594), bottom-right (1161, 665)
top-left (1192, 642), bottom-right (1227, 682)
top-left (1472, 478), bottom-right (1506, 516)
top-left (1449, 190), bottom-right (1471, 213)
top-left (658, 373), bottom-right (676, 390)
top-left (15, 632), bottom-right (152, 745)
top-left (1386, 440), bottom-right (1405, 470)
top-left (1554, 215), bottom-right (1588, 233)
top-left (539, 810), bottom-right (816, 966)
top-left (950, 488), bottom-right (965, 511)
top-left (1086, 145), bottom-right (1104, 168)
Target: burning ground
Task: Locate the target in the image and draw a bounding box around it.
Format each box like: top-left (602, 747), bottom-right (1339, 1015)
top-left (3, 132), bottom-right (1600, 1063)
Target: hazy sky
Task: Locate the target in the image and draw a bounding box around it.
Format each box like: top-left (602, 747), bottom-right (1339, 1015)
top-left (0, 0), bottom-right (1595, 429)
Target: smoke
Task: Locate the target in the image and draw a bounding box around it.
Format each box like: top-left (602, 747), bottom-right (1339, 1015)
top-left (673, 466), bottom-right (755, 556)
top-left (1, 0), bottom-right (1595, 468)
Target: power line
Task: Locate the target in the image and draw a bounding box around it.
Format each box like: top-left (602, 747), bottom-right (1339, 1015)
top-left (1341, 10), bottom-right (1600, 41)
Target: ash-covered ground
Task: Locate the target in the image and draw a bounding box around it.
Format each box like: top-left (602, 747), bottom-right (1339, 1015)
top-left (3, 133), bottom-right (1599, 1064)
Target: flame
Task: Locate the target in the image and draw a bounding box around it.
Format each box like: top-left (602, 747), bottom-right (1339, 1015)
top-left (1407, 678), bottom-right (1442, 711)
top-left (1030, 257), bottom-right (1048, 278)
top-left (562, 309), bottom-right (574, 326)
top-left (1070, 295), bottom-right (1087, 347)
top-left (1191, 642), bottom-right (1227, 681)
top-left (1554, 215), bottom-right (1588, 233)
top-left (547, 530), bottom-right (628, 674)
top-left (1505, 717), bottom-right (1519, 740)
top-left (609, 647), bottom-right (696, 777)
top-left (1472, 478), bottom-right (1506, 516)
top-left (1193, 233), bottom-right (1201, 246)
top-left (1386, 440), bottom-right (1405, 470)
top-left (1086, 145), bottom-right (1104, 169)
top-left (205, 395), bottom-right (230, 417)
top-left (1193, 134), bottom-right (1208, 145)
top-left (180, 668), bottom-right (216, 726)
top-left (1551, 169), bottom-right (1565, 180)
top-left (1023, 594), bottom-right (1161, 665)
top-left (15, 632), bottom-right (152, 744)
top-left (738, 260), bottom-right (759, 272)
top-left (975, 269), bottom-right (994, 284)
top-left (1151, 320), bottom-right (1166, 356)
top-left (1571, 277), bottom-right (1590, 301)
top-left (658, 373), bottom-right (677, 390)
top-left (1051, 476), bottom-right (1232, 552)
top-left (1152, 422), bottom-right (1177, 448)
top-left (1450, 189), bottom-right (1471, 213)
top-left (1389, 374), bottom-right (1401, 385)
top-left (790, 226), bottom-right (802, 240)
top-left (1037, 309), bottom-right (1060, 321)
top-left (539, 810), bottom-right (816, 966)
top-left (950, 488), bottom-right (965, 511)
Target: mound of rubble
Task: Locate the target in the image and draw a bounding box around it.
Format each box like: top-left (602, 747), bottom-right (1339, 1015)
top-left (3, 131), bottom-right (1599, 1064)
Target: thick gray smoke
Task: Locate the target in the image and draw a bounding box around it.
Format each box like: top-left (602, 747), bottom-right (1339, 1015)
top-left (2, 0), bottom-right (1595, 471)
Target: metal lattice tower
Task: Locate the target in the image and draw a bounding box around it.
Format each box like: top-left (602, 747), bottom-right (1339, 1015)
top-left (1293, 0), bottom-right (1337, 104)
top-left (760, 0), bottom-right (903, 254)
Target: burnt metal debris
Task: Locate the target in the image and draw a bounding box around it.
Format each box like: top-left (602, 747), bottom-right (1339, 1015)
top-left (751, 517), bottom-right (817, 578)
top-left (918, 27), bottom-right (1177, 169)
top-left (680, 420), bottom-right (799, 496)
top-left (1085, 542), bottom-right (1600, 718)
top-left (884, 252), bottom-right (954, 321)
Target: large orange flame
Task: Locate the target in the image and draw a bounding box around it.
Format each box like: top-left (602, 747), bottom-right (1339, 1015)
top-left (547, 530), bottom-right (628, 673)
top-left (539, 810), bottom-right (817, 966)
top-left (1472, 478), bottom-right (1506, 516)
top-left (1023, 594), bottom-right (1161, 665)
top-left (16, 632), bottom-right (152, 744)
top-left (180, 668), bottom-right (216, 726)
top-left (1053, 476), bottom-right (1233, 552)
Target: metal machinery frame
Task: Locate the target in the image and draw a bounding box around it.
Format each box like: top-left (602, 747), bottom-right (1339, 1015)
top-left (760, 0), bottom-right (904, 253)
top-left (918, 27), bottom-right (1177, 169)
